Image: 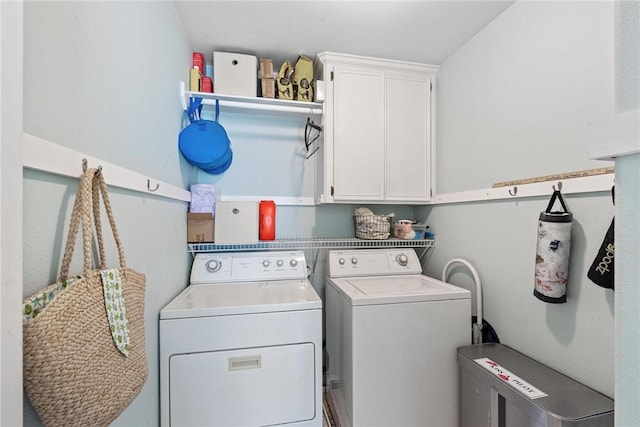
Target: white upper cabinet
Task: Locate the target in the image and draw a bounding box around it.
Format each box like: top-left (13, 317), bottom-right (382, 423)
top-left (315, 52), bottom-right (438, 204)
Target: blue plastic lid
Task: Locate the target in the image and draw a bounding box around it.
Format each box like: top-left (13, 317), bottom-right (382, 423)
top-left (178, 98), bottom-right (233, 175)
top-left (202, 152), bottom-right (233, 175)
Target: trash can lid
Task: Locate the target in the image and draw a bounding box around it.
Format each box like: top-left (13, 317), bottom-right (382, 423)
top-left (458, 343), bottom-right (614, 421)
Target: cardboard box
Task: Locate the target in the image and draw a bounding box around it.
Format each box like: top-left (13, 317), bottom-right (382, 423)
top-left (189, 68), bottom-right (201, 92)
top-left (259, 59), bottom-right (274, 78)
top-left (261, 78), bottom-right (275, 98)
top-left (214, 201), bottom-right (259, 244)
top-left (187, 213), bottom-right (214, 243)
top-left (213, 52), bottom-right (258, 97)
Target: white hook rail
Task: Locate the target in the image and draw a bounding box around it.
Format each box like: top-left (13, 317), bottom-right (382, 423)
top-left (22, 133), bottom-right (191, 202)
top-left (430, 172), bottom-right (614, 205)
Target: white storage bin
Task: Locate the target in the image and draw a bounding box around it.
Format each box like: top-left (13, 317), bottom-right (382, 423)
top-left (213, 52), bottom-right (258, 97)
top-left (214, 201), bottom-right (259, 244)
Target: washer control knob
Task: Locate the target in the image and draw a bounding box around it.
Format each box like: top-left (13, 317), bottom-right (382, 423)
top-left (290, 259), bottom-right (298, 268)
top-left (338, 258), bottom-right (345, 265)
top-left (263, 260), bottom-right (271, 267)
top-left (277, 259), bottom-right (284, 267)
top-left (205, 259), bottom-right (221, 273)
top-left (351, 257), bottom-right (358, 265)
top-left (396, 253), bottom-right (409, 266)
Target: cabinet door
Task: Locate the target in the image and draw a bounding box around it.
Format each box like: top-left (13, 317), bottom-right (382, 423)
top-left (332, 66), bottom-right (385, 201)
top-left (385, 72), bottom-right (432, 201)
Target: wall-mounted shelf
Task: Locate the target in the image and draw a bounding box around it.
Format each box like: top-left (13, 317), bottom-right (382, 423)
top-left (188, 237), bottom-right (435, 253)
top-left (180, 82), bottom-right (324, 116)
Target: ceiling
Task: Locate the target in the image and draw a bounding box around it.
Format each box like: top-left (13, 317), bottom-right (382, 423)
top-left (173, 1), bottom-right (515, 68)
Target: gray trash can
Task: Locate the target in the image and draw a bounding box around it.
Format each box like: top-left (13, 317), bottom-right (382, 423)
top-left (458, 343), bottom-right (613, 426)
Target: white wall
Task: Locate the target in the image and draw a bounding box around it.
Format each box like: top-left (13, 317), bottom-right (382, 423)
top-left (1, 0), bottom-right (24, 425)
top-left (615, 152), bottom-right (640, 424)
top-left (613, 1), bottom-right (640, 424)
top-left (22, 2), bottom-right (192, 425)
top-left (418, 1), bottom-right (617, 397)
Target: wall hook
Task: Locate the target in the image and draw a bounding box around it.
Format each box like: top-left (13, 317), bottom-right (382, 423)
top-left (553, 181), bottom-right (563, 192)
top-left (147, 179), bottom-right (159, 192)
top-left (508, 186), bottom-right (518, 196)
top-left (82, 158), bottom-right (102, 173)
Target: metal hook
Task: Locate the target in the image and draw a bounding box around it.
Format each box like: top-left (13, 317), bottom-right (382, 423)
top-left (147, 179), bottom-right (159, 192)
top-left (508, 186), bottom-right (518, 196)
top-left (553, 181), bottom-right (563, 192)
top-left (82, 158), bottom-right (102, 174)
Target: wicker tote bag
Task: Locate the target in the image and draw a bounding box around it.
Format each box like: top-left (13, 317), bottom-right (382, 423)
top-left (23, 168), bottom-right (148, 426)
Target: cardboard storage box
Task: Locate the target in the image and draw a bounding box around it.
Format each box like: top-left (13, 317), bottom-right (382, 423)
top-left (214, 201), bottom-right (259, 245)
top-left (259, 59), bottom-right (274, 78)
top-left (213, 52), bottom-right (258, 97)
top-left (187, 213), bottom-right (214, 243)
top-left (261, 78), bottom-right (275, 98)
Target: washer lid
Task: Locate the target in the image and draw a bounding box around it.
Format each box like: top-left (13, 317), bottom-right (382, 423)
top-left (160, 279), bottom-right (322, 319)
top-left (328, 275), bottom-right (471, 305)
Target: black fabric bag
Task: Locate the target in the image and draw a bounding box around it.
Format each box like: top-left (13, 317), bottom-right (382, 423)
top-left (588, 187), bottom-right (615, 290)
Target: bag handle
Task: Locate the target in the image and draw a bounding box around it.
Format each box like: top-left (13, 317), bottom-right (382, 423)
top-left (59, 168), bottom-right (127, 282)
top-left (91, 169), bottom-right (127, 269)
top-left (187, 97), bottom-right (203, 123)
top-left (545, 189), bottom-right (570, 214)
top-left (59, 169), bottom-right (93, 279)
top-left (187, 97), bottom-right (221, 123)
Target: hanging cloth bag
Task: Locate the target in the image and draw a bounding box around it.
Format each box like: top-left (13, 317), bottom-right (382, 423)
top-left (178, 97), bottom-right (233, 174)
top-left (534, 188), bottom-right (573, 303)
top-left (587, 186), bottom-right (615, 289)
top-left (23, 168), bottom-right (148, 426)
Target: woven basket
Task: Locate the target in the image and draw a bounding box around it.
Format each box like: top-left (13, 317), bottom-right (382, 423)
top-left (23, 168), bottom-right (148, 427)
top-left (353, 214), bottom-right (392, 240)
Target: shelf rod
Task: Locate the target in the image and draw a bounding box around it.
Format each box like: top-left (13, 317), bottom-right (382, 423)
top-left (180, 81), bottom-right (323, 115)
top-left (199, 99), bottom-right (323, 115)
top-left (22, 132), bottom-right (191, 202)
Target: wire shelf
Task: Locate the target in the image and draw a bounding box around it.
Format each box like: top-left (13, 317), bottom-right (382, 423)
top-left (188, 238), bottom-right (435, 253)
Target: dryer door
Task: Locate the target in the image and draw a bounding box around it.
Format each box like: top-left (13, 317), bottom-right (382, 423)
top-left (169, 343), bottom-right (316, 426)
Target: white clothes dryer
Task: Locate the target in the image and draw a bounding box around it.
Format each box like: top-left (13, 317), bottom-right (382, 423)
top-left (160, 251), bottom-right (322, 427)
top-left (325, 249), bottom-right (471, 427)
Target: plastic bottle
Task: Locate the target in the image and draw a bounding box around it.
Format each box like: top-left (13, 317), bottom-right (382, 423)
top-left (259, 200), bottom-right (276, 240)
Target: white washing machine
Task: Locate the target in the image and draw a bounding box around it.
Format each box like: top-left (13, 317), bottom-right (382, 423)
top-left (160, 251), bottom-right (322, 427)
top-left (325, 249), bottom-right (471, 427)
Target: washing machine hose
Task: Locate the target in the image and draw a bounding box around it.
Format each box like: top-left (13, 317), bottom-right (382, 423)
top-left (442, 259), bottom-right (483, 345)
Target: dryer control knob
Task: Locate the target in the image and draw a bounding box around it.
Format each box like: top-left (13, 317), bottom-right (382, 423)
top-left (277, 259), bottom-right (284, 267)
top-left (263, 260), bottom-right (271, 267)
top-left (338, 258), bottom-right (345, 265)
top-left (205, 259), bottom-right (222, 273)
top-left (396, 253), bottom-right (409, 266)
top-left (290, 259), bottom-right (298, 267)
top-left (351, 257), bottom-right (358, 265)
